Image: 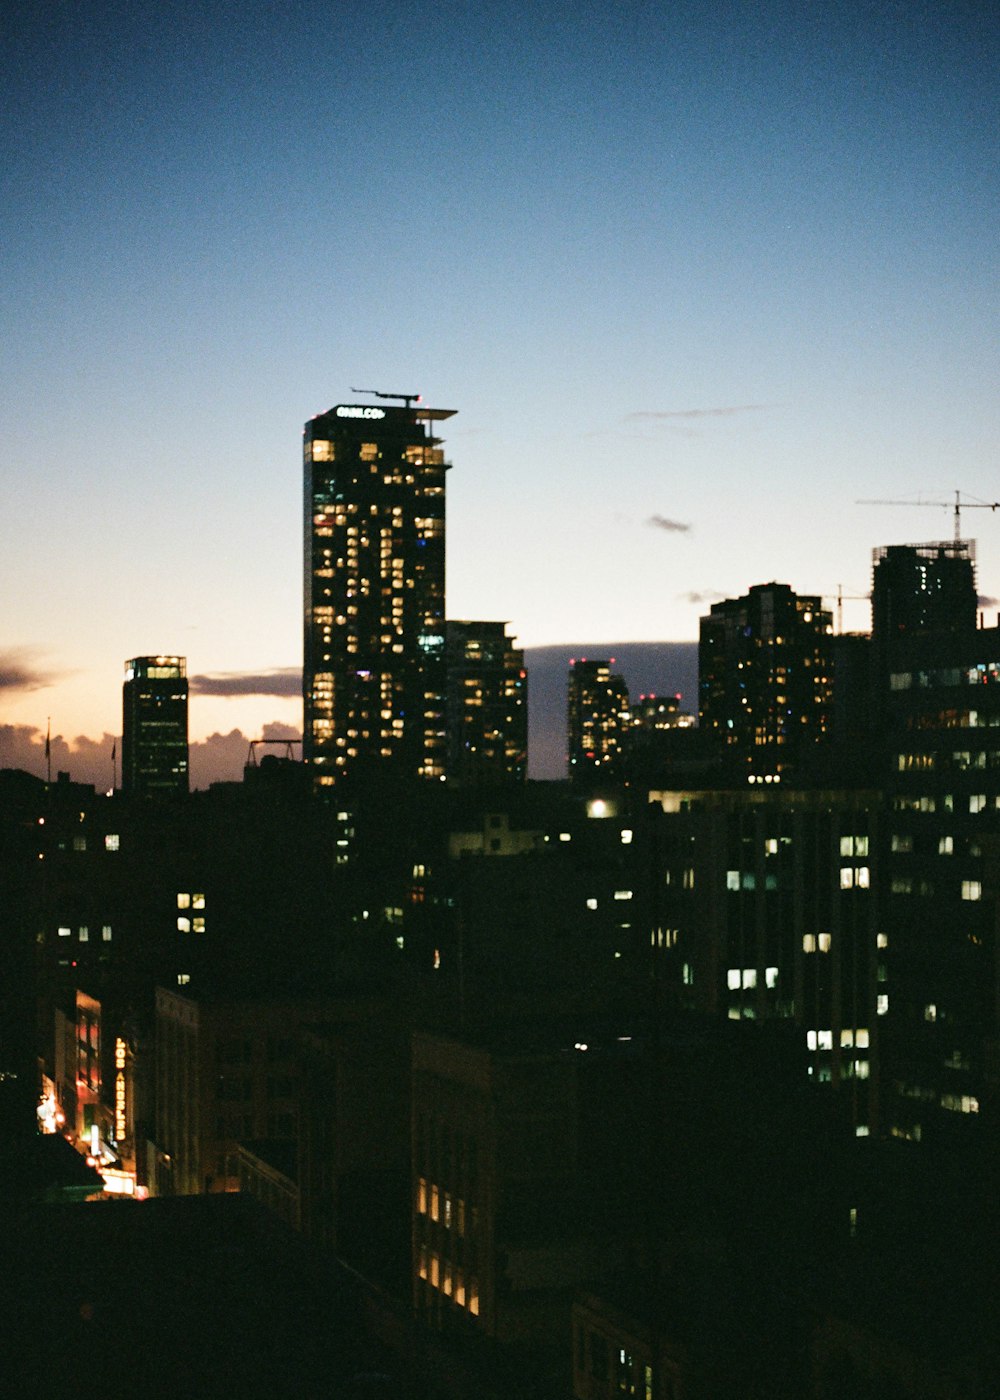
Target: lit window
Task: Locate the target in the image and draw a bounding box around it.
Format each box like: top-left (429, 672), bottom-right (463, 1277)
top-left (468, 1278), bottom-right (479, 1316)
top-left (177, 973), bottom-right (191, 986)
top-left (939, 835), bottom-right (954, 855)
top-left (925, 1003), bottom-right (937, 1022)
top-left (855, 1029), bottom-right (869, 1048)
top-left (192, 893), bottom-right (206, 909)
top-left (105, 834), bottom-right (120, 851)
top-left (807, 1030), bottom-right (817, 1050)
top-left (193, 917), bottom-right (205, 934)
top-left (78, 926), bottom-right (89, 942)
top-left (877, 994), bottom-right (889, 1015)
top-left (802, 934), bottom-right (816, 953)
top-left (726, 870), bottom-right (740, 891)
top-left (586, 898), bottom-right (598, 910)
top-left (58, 926), bottom-right (71, 938)
top-left (818, 1030), bottom-right (832, 1050)
top-left (613, 890), bottom-right (632, 901)
top-left (559, 832), bottom-right (571, 843)
top-left (765, 966), bottom-right (778, 988)
top-left (840, 868), bottom-right (854, 889)
top-left (970, 794), bottom-right (986, 814)
top-left (877, 932), bottom-right (888, 948)
top-left (818, 932), bottom-right (832, 953)
top-left (177, 893), bottom-right (191, 909)
top-left (177, 918), bottom-right (191, 933)
top-left (962, 880), bottom-right (982, 901)
top-left (727, 969), bottom-right (740, 991)
top-left (620, 829), bottom-right (633, 845)
top-left (102, 925), bottom-right (112, 942)
top-left (742, 968), bottom-right (757, 989)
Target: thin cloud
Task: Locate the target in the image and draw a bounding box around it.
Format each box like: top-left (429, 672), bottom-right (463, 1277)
top-left (647, 515), bottom-right (692, 534)
top-left (627, 404), bottom-right (770, 421)
top-left (191, 668), bottom-right (301, 698)
top-left (0, 648), bottom-right (65, 693)
top-left (978, 594), bottom-right (998, 609)
top-left (680, 590), bottom-right (726, 605)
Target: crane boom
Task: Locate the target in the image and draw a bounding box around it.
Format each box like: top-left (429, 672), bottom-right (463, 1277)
top-left (857, 490), bottom-right (1000, 545)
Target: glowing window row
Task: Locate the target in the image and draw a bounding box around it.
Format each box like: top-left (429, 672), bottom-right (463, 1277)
top-left (417, 1248), bottom-right (479, 1314)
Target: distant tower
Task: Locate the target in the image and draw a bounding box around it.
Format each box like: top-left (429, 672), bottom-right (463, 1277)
top-left (122, 656), bottom-right (189, 796)
top-left (567, 659), bottom-right (630, 783)
top-left (446, 621), bottom-right (527, 785)
top-left (699, 583), bottom-right (833, 779)
top-left (871, 541), bottom-right (977, 642)
top-left (303, 398), bottom-right (456, 786)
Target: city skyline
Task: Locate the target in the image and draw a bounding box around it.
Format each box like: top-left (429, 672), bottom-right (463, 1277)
top-left (3, 2), bottom-right (997, 780)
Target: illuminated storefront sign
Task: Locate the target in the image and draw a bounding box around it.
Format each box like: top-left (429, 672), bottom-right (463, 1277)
top-left (335, 405), bottom-right (386, 419)
top-left (115, 1038), bottom-right (127, 1142)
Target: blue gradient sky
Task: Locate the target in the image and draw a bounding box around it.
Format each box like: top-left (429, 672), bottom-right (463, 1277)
top-left (2, 0), bottom-right (997, 778)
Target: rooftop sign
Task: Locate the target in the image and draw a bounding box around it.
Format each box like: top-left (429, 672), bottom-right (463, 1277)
top-left (336, 405), bottom-right (386, 420)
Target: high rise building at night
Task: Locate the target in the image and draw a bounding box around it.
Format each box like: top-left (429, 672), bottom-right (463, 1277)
top-left (445, 620), bottom-right (527, 785)
top-left (122, 656), bottom-right (189, 797)
top-left (699, 583), bottom-right (833, 780)
top-left (871, 540), bottom-right (977, 643)
top-left (567, 659), bottom-right (630, 782)
top-left (303, 399), bottom-right (455, 785)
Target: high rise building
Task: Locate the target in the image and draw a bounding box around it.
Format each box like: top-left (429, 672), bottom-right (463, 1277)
top-left (303, 399), bottom-right (455, 786)
top-left (122, 656), bottom-right (188, 797)
top-left (871, 540), bottom-right (977, 643)
top-left (445, 620), bottom-right (527, 785)
top-left (567, 659), bottom-right (630, 783)
top-left (699, 583), bottom-right (833, 780)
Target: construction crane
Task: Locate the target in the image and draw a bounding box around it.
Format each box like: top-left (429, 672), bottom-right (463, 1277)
top-left (857, 490), bottom-right (1000, 546)
top-left (830, 584), bottom-right (870, 634)
top-left (350, 387), bottom-right (422, 410)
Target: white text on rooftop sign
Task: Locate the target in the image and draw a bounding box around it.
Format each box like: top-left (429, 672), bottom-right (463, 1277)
top-left (336, 405), bottom-right (386, 419)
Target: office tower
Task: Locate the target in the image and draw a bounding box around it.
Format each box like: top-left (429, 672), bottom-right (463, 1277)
top-left (567, 659), bottom-right (630, 782)
top-left (303, 399), bottom-right (455, 786)
top-left (122, 656), bottom-right (188, 796)
top-left (445, 620), bottom-right (527, 785)
top-left (871, 540), bottom-right (977, 643)
top-left (699, 583), bottom-right (833, 780)
top-left (878, 621), bottom-right (1000, 1147)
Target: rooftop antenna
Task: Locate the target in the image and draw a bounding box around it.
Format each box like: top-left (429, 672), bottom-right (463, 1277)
top-left (350, 388), bottom-right (422, 410)
top-left (857, 490), bottom-right (1000, 546)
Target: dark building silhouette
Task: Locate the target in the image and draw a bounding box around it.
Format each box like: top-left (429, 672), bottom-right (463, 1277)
top-left (303, 399), bottom-right (456, 787)
top-left (567, 659), bottom-right (630, 783)
top-left (122, 656), bottom-right (188, 797)
top-left (446, 620), bottom-right (527, 785)
top-left (871, 539), bottom-right (977, 643)
top-left (699, 582), bottom-right (833, 781)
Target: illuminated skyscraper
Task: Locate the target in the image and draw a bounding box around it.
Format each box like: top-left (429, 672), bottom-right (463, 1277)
top-left (122, 656), bottom-right (189, 796)
top-left (445, 620), bottom-right (527, 784)
top-left (303, 399), bottom-right (455, 786)
top-left (567, 659), bottom-right (630, 782)
top-left (699, 583), bottom-right (833, 780)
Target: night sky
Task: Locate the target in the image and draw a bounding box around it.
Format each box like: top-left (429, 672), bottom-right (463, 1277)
top-left (2, 0), bottom-right (997, 783)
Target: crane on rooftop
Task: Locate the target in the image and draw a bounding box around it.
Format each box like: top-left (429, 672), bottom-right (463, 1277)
top-left (857, 490), bottom-right (1000, 546)
top-left (350, 387), bottom-right (422, 410)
